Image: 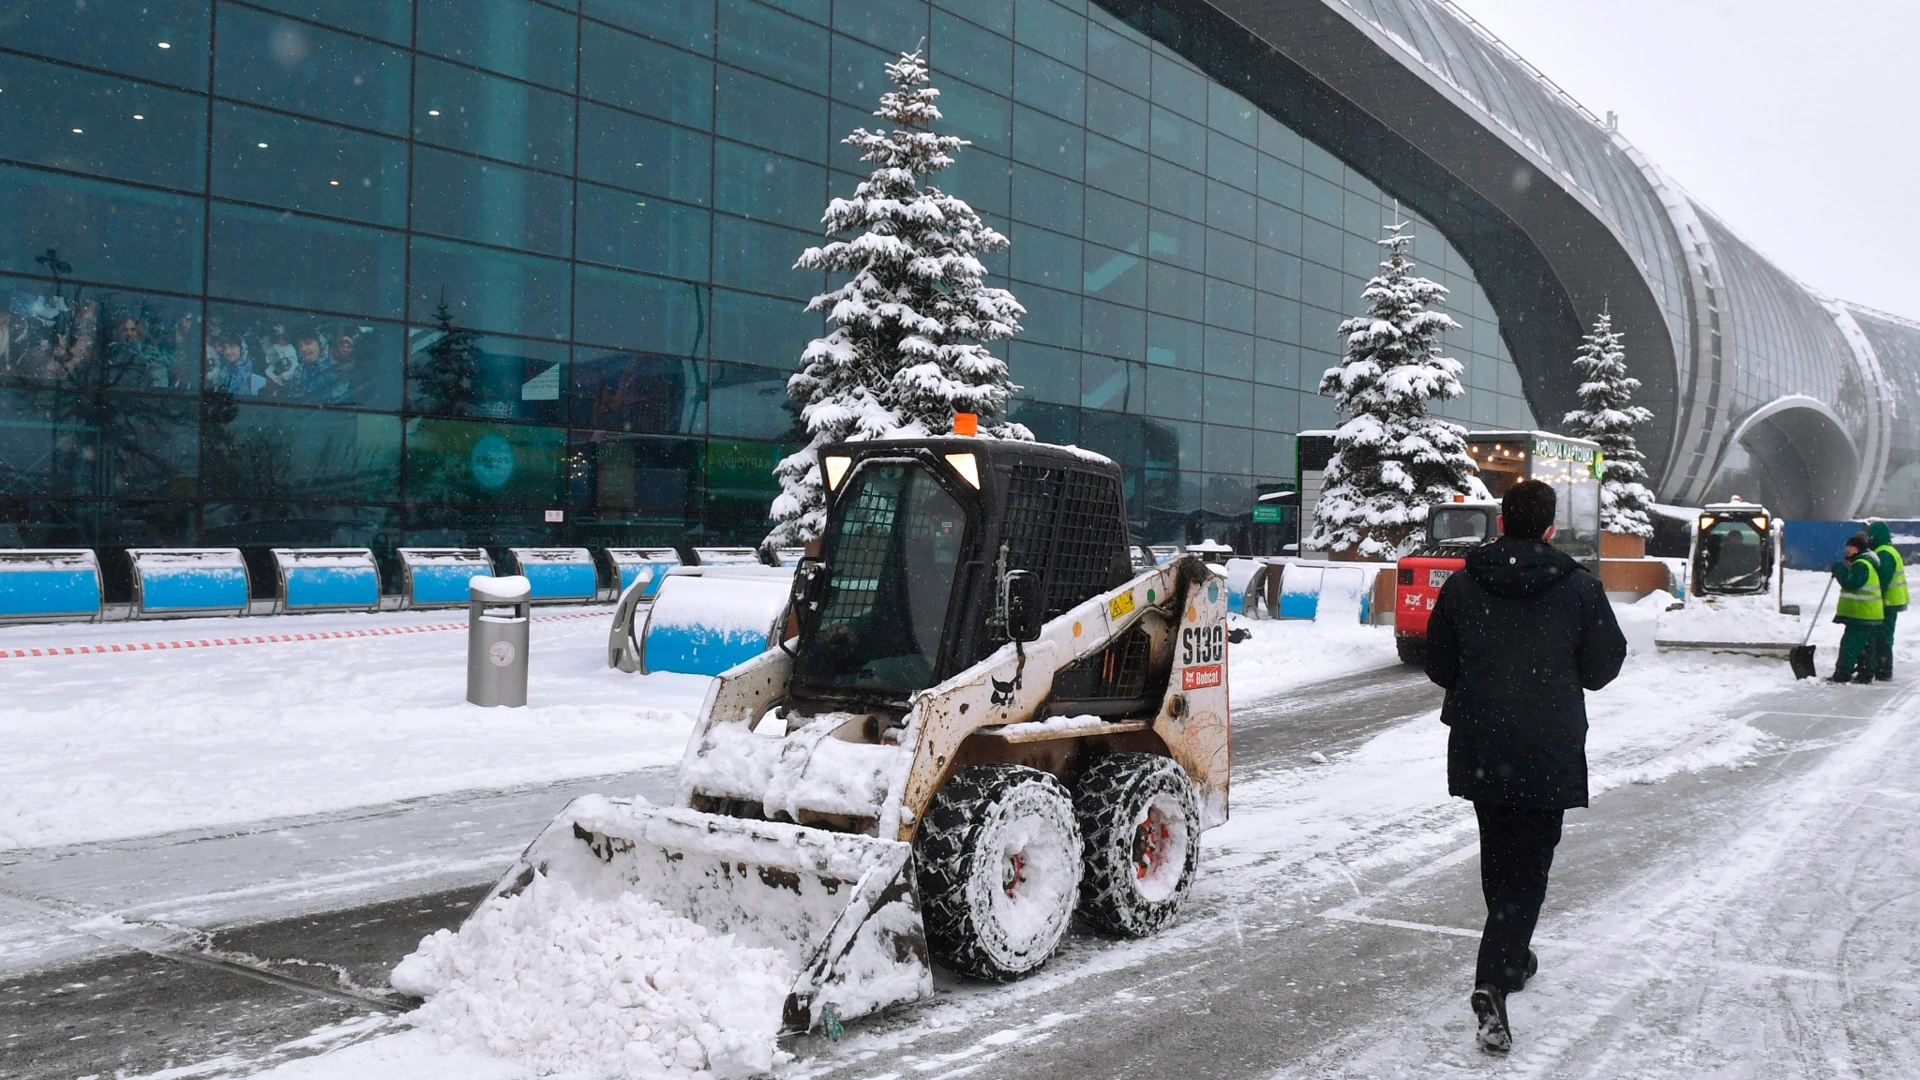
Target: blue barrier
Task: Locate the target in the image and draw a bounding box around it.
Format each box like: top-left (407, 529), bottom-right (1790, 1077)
top-left (273, 549), bottom-right (380, 613)
top-left (692, 546), bottom-right (762, 567)
top-left (506, 548), bottom-right (598, 603)
top-left (1782, 519), bottom-right (1920, 569)
top-left (638, 567), bottom-right (793, 676)
top-left (130, 549), bottom-right (250, 618)
top-left (1221, 558), bottom-right (1268, 617)
top-left (1277, 564), bottom-right (1321, 619)
top-left (0, 550), bottom-right (102, 624)
top-left (398, 548), bottom-right (494, 608)
top-left (604, 547), bottom-right (681, 600)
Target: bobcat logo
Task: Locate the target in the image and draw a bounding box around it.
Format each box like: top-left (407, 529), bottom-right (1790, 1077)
top-left (989, 675), bottom-right (1019, 708)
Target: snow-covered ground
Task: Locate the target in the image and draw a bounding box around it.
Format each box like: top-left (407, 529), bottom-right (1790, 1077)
top-left (0, 606), bottom-right (708, 851)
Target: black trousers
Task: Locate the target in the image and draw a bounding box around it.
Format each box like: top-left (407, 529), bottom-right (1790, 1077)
top-left (1474, 803), bottom-right (1564, 992)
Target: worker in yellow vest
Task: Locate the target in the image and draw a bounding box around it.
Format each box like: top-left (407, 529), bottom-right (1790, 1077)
top-left (1868, 520), bottom-right (1908, 680)
top-left (1830, 532), bottom-right (1884, 684)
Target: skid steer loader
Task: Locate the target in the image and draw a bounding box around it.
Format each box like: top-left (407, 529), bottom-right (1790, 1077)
top-left (482, 437), bottom-right (1232, 1034)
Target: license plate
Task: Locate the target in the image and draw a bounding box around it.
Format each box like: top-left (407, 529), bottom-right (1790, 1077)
top-left (1428, 569), bottom-right (1452, 588)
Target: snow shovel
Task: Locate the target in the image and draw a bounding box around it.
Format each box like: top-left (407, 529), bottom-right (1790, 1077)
top-left (1788, 578), bottom-right (1833, 680)
top-left (478, 794), bottom-right (932, 1034)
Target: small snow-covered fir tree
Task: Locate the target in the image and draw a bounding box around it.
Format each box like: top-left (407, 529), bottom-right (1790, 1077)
top-left (1311, 220), bottom-right (1476, 560)
top-left (763, 47), bottom-right (1028, 552)
top-left (1562, 309), bottom-right (1655, 538)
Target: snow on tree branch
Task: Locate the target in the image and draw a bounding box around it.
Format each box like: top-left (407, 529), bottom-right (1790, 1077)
top-left (1310, 220), bottom-right (1476, 560)
top-left (764, 47), bottom-right (1030, 552)
top-left (1562, 309), bottom-right (1656, 538)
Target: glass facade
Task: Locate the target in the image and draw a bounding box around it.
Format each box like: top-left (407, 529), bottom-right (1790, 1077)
top-left (0, 0), bottom-right (1540, 571)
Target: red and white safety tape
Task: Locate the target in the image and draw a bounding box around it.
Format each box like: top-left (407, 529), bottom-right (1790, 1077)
top-left (0, 609), bottom-right (608, 660)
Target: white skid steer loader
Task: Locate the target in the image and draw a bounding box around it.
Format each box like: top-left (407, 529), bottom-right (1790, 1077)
top-left (481, 438), bottom-right (1232, 1034)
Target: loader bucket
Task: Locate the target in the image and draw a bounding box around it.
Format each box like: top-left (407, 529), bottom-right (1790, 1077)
top-left (483, 794), bottom-right (931, 1034)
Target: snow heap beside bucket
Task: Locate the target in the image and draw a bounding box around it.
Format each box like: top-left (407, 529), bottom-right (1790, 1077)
top-left (392, 871), bottom-right (795, 1079)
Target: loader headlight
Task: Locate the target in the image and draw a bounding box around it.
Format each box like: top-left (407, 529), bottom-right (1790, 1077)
top-left (1699, 515), bottom-right (1714, 533)
top-left (943, 452), bottom-right (980, 488)
top-left (1752, 515), bottom-right (1768, 532)
top-left (823, 455), bottom-right (851, 491)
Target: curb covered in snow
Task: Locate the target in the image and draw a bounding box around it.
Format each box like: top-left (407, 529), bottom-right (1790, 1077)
top-left (0, 610), bottom-right (610, 660)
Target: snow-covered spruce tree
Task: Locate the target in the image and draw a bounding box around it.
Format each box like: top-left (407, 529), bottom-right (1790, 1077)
top-left (1562, 309), bottom-right (1656, 538)
top-left (1311, 221), bottom-right (1476, 560)
top-left (763, 47), bottom-right (1028, 552)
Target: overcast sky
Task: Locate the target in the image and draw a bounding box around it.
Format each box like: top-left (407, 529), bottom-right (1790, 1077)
top-left (1449, 0), bottom-right (1920, 320)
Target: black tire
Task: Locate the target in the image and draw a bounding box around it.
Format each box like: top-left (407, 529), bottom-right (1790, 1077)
top-left (1074, 753), bottom-right (1201, 937)
top-left (1395, 636), bottom-right (1426, 667)
top-left (914, 765), bottom-right (1083, 981)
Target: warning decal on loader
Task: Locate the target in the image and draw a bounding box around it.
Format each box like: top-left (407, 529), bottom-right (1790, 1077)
top-left (1181, 663), bottom-right (1223, 690)
top-left (1108, 591), bottom-right (1135, 619)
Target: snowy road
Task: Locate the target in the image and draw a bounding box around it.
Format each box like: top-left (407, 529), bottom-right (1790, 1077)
top-left (4, 603), bottom-right (1913, 1078)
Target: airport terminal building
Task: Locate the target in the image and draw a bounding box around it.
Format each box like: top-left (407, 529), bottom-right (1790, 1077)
top-left (3, 0), bottom-right (1917, 576)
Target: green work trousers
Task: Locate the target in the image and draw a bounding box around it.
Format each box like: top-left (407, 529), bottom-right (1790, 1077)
top-left (1876, 608), bottom-right (1901, 680)
top-left (1837, 623), bottom-right (1879, 681)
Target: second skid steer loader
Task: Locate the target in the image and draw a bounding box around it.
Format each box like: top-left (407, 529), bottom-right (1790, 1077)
top-left (481, 437), bottom-right (1232, 1034)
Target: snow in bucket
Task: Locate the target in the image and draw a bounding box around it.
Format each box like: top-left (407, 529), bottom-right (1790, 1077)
top-left (392, 871), bottom-right (794, 1079)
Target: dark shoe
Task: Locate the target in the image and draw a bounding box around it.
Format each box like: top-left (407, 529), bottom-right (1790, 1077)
top-left (1520, 948), bottom-right (1538, 990)
top-left (1471, 984), bottom-right (1511, 1054)
top-left (1827, 673), bottom-right (1853, 683)
top-left (1854, 673), bottom-right (1877, 684)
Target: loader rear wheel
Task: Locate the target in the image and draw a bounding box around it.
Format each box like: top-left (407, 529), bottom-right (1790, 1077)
top-left (1074, 753), bottom-right (1200, 937)
top-left (914, 765), bottom-right (1083, 981)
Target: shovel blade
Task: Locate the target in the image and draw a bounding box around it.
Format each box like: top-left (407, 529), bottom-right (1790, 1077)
top-left (484, 795), bottom-right (931, 1034)
top-left (1789, 644), bottom-right (1818, 680)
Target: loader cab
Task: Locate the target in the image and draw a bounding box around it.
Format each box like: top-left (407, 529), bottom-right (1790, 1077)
top-left (1691, 501), bottom-right (1775, 596)
top-left (790, 438), bottom-right (1134, 707)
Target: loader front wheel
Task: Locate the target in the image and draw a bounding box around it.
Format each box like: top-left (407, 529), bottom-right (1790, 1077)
top-left (1074, 753), bottom-right (1200, 937)
top-left (914, 765), bottom-right (1083, 981)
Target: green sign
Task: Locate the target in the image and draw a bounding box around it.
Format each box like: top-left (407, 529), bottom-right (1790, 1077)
top-left (1532, 436), bottom-right (1597, 465)
top-left (1253, 505), bottom-right (1284, 523)
top-left (1592, 450), bottom-right (1606, 479)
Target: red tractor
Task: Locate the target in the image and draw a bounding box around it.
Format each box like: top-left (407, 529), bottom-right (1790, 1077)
top-left (1392, 498), bottom-right (1502, 665)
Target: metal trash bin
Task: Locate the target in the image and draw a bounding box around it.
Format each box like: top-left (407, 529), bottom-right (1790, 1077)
top-left (467, 575), bottom-right (531, 707)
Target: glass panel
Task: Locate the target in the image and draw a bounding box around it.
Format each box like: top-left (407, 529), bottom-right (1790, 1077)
top-left (1086, 23), bottom-right (1148, 96)
top-left (932, 81), bottom-right (1010, 157)
top-left (714, 142), bottom-right (827, 232)
top-left (1007, 341), bottom-right (1077, 404)
top-left (708, 360), bottom-right (801, 440)
top-left (1085, 80), bottom-right (1147, 149)
top-left (1084, 133), bottom-right (1146, 202)
top-left (214, 3), bottom-right (409, 135)
top-left (938, 0), bottom-right (1011, 35)
top-left (1147, 261), bottom-right (1201, 317)
top-left (1013, 45), bottom-right (1084, 123)
top-left (1146, 313), bottom-right (1201, 370)
top-left (576, 185), bottom-right (711, 281)
top-left (715, 68), bottom-right (827, 162)
top-left (1015, 0), bottom-right (1085, 66)
top-left (418, 0), bottom-right (579, 90)
top-left (211, 102), bottom-right (408, 226)
top-left (719, 0), bottom-right (829, 94)
top-left (567, 431), bottom-right (698, 519)
top-left (408, 237), bottom-right (571, 340)
top-left (411, 147), bottom-right (574, 258)
top-left (582, 0), bottom-right (716, 55)
top-left (573, 266), bottom-right (708, 355)
top-left (711, 216), bottom-right (820, 301)
top-left (243, 0), bottom-right (411, 44)
top-left (0, 386), bottom-right (198, 498)
top-left (1012, 105), bottom-right (1082, 180)
top-left (1010, 223), bottom-right (1081, 291)
top-left (0, 54), bottom-right (206, 192)
top-left (1080, 351), bottom-right (1141, 411)
top-left (932, 10), bottom-right (1011, 91)
top-left (414, 57), bottom-right (575, 172)
top-left (404, 417), bottom-right (567, 505)
top-left (577, 103), bottom-right (712, 206)
top-left (204, 302), bottom-right (401, 408)
top-left (2, 0), bottom-right (211, 90)
top-left (711, 288), bottom-right (819, 366)
top-left (701, 436), bottom-right (787, 517)
top-left (571, 348), bottom-right (703, 434)
top-left (580, 25), bottom-right (714, 126)
top-left (406, 325), bottom-right (567, 423)
top-left (1148, 158), bottom-right (1204, 221)
top-left (1429, 506), bottom-right (1492, 543)
top-left (1, 276), bottom-right (201, 394)
top-left (0, 167), bottom-right (204, 296)
top-left (1144, 363), bottom-right (1200, 420)
top-left (829, 33), bottom-right (891, 107)
top-left (833, 0), bottom-right (925, 50)
top-left (1207, 83), bottom-right (1257, 145)
top-left (796, 459), bottom-right (967, 693)
top-left (1150, 53), bottom-right (1205, 120)
top-left (1083, 293), bottom-right (1144, 359)
top-left (209, 202), bottom-right (404, 318)
top-left (201, 402), bottom-right (399, 501)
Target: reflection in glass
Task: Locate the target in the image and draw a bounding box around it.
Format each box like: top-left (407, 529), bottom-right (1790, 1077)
top-left (404, 416), bottom-right (566, 506)
top-left (1, 276), bottom-right (199, 392)
top-left (204, 302), bottom-right (397, 409)
top-left (407, 314), bottom-right (566, 423)
top-left (0, 387), bottom-right (198, 499)
top-left (200, 402), bottom-right (399, 501)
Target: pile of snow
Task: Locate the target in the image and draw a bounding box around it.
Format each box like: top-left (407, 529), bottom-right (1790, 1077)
top-left (1656, 592), bottom-right (1807, 646)
top-left (392, 872), bottom-right (794, 1079)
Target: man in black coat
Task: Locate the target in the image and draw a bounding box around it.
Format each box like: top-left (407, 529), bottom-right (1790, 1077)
top-left (1424, 479), bottom-right (1628, 1054)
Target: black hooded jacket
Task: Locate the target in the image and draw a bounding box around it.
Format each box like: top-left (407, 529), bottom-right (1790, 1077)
top-left (1424, 535), bottom-right (1628, 808)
